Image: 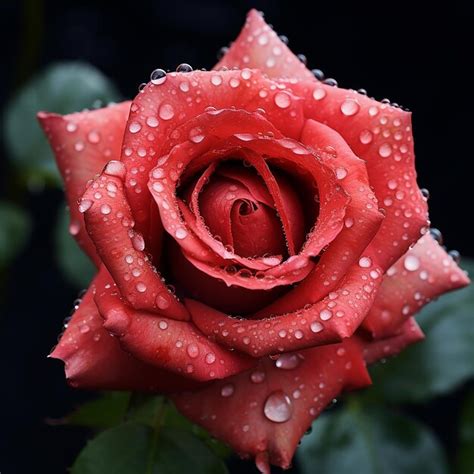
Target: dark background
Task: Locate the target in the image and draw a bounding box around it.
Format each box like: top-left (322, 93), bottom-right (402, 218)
top-left (0, 1), bottom-right (472, 473)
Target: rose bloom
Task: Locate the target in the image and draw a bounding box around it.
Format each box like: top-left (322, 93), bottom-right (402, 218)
top-left (39, 10), bottom-right (469, 473)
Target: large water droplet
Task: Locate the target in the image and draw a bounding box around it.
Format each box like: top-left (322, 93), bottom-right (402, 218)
top-left (175, 228), bottom-right (187, 239)
top-left (359, 129), bottom-right (373, 144)
top-left (129, 122), bottom-right (142, 134)
top-left (263, 391), bottom-right (293, 423)
top-left (403, 255), bottom-right (420, 271)
top-left (359, 256), bottom-right (372, 268)
top-left (378, 143), bottom-right (392, 158)
top-left (274, 91), bottom-right (291, 109)
top-left (312, 88), bottom-right (326, 101)
top-left (159, 103), bottom-right (175, 120)
top-left (156, 293), bottom-right (170, 310)
top-left (176, 63), bottom-right (193, 73)
top-left (187, 343), bottom-right (199, 358)
top-left (221, 384), bottom-right (234, 397)
top-left (150, 69), bottom-right (167, 85)
top-left (310, 321), bottom-right (323, 333)
top-left (340, 99), bottom-right (360, 116)
top-left (275, 353), bottom-right (300, 370)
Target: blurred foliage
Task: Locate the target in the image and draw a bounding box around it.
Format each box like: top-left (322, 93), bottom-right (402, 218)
top-left (369, 258), bottom-right (474, 403)
top-left (55, 205), bottom-right (95, 289)
top-left (3, 62), bottom-right (120, 186)
top-left (0, 201), bottom-right (31, 270)
top-left (298, 401), bottom-right (449, 474)
top-left (457, 391), bottom-right (474, 473)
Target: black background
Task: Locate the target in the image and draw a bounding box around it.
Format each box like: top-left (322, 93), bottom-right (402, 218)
top-left (0, 1), bottom-right (472, 473)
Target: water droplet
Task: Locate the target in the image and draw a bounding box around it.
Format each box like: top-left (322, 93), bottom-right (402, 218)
top-left (78, 199), bottom-right (92, 213)
top-left (294, 330), bottom-right (304, 339)
top-left (146, 116), bottom-right (159, 128)
top-left (205, 353), bottom-right (216, 364)
top-left (66, 122), bottom-right (77, 133)
top-left (150, 68), bottom-right (167, 85)
top-left (104, 160), bottom-right (126, 178)
top-left (319, 309), bottom-right (332, 321)
top-left (100, 204), bottom-right (111, 215)
top-left (129, 122), bottom-right (142, 134)
top-left (87, 130), bottom-right (100, 143)
top-left (79, 324), bottom-right (90, 334)
top-left (368, 106), bottom-right (379, 117)
top-left (275, 353), bottom-right (300, 370)
top-left (74, 140), bottom-right (85, 152)
top-left (449, 249), bottom-right (461, 264)
top-left (136, 282), bottom-right (147, 293)
top-left (336, 167), bottom-right (347, 180)
top-left (378, 143), bottom-right (392, 158)
top-left (176, 63), bottom-right (193, 73)
top-left (421, 188), bottom-right (430, 200)
top-left (359, 256), bottom-right (372, 268)
top-left (359, 129), bottom-right (373, 144)
top-left (310, 321), bottom-right (323, 333)
top-left (312, 69), bottom-right (325, 80)
top-left (156, 293), bottom-right (170, 309)
top-left (189, 127), bottom-right (205, 143)
top-left (211, 74), bottom-right (223, 86)
top-left (404, 255), bottom-right (420, 271)
top-left (159, 103), bottom-right (175, 120)
top-left (175, 228), bottom-right (187, 239)
top-left (69, 221), bottom-right (80, 236)
top-left (187, 343), bottom-right (199, 358)
top-left (229, 77), bottom-right (240, 88)
top-left (340, 99), bottom-right (360, 116)
top-left (429, 228), bottom-right (443, 245)
top-left (263, 391), bottom-right (293, 423)
top-left (323, 78), bottom-right (338, 87)
top-left (132, 233), bottom-right (145, 251)
top-left (274, 91), bottom-right (291, 109)
top-left (159, 320), bottom-right (168, 330)
top-left (221, 384), bottom-right (234, 397)
top-left (312, 88), bottom-right (326, 101)
top-left (250, 370), bottom-right (266, 383)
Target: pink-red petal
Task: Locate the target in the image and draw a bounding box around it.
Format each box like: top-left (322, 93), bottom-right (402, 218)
top-left (38, 102), bottom-right (131, 264)
top-left (363, 234), bottom-right (470, 337)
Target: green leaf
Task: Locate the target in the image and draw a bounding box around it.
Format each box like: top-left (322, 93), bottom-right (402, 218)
top-left (369, 258), bottom-right (474, 403)
top-left (457, 391), bottom-right (474, 473)
top-left (71, 422), bottom-right (228, 474)
top-left (0, 201), bottom-right (31, 269)
top-left (3, 62), bottom-right (120, 184)
top-left (298, 403), bottom-right (448, 474)
top-left (68, 392), bottom-right (131, 429)
top-left (55, 204), bottom-right (95, 288)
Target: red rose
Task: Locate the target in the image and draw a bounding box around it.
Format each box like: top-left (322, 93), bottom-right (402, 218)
top-left (39, 10), bottom-right (469, 472)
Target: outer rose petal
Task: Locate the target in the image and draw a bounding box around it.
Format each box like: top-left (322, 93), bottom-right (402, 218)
top-left (49, 269), bottom-right (197, 393)
top-left (173, 338), bottom-right (370, 471)
top-left (363, 234), bottom-right (470, 337)
top-left (215, 10), bottom-right (314, 81)
top-left (122, 69), bottom-right (305, 240)
top-left (360, 317), bottom-right (425, 364)
top-left (37, 102), bottom-right (131, 265)
top-left (81, 160), bottom-right (189, 320)
top-left (94, 280), bottom-right (255, 382)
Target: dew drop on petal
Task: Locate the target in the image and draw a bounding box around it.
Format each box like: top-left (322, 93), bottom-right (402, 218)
top-left (146, 116), bottom-right (159, 128)
top-left (264, 391), bottom-right (293, 423)
top-left (158, 320), bottom-right (168, 330)
top-left (156, 293), bottom-right (170, 309)
top-left (359, 129), bottom-right (373, 144)
top-left (274, 91), bottom-right (291, 109)
top-left (310, 321), bottom-right (323, 333)
top-left (221, 384), bottom-right (234, 397)
top-left (205, 353), bottom-right (216, 364)
top-left (78, 199), bottom-right (92, 213)
top-left (136, 282), bottom-right (147, 293)
top-left (275, 353), bottom-right (300, 370)
top-left (359, 256), bottom-right (372, 268)
top-left (129, 122), bottom-right (141, 134)
top-left (159, 103), bottom-right (175, 120)
top-left (404, 255), bottom-right (420, 271)
top-left (312, 88), bottom-right (326, 101)
top-left (175, 228), bottom-right (187, 239)
top-left (211, 74), bottom-right (223, 86)
top-left (100, 204), bottom-right (111, 215)
top-left (250, 370), bottom-right (266, 383)
top-left (378, 143), bottom-right (392, 158)
top-left (319, 309), bottom-right (332, 321)
top-left (340, 99), bottom-right (360, 116)
top-left (150, 68), bottom-right (167, 85)
top-left (187, 343), bottom-right (199, 359)
top-left (336, 167), bottom-right (347, 180)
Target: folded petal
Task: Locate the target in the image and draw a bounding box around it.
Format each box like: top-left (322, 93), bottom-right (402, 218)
top-left (95, 281), bottom-right (255, 382)
top-left (172, 338), bottom-right (370, 471)
top-left (81, 160), bottom-right (189, 320)
top-left (188, 262), bottom-right (383, 357)
top-left (38, 102), bottom-right (131, 264)
top-left (363, 234), bottom-right (470, 337)
top-left (49, 269), bottom-right (196, 393)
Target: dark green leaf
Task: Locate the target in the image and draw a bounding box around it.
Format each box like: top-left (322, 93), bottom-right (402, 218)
top-left (71, 422), bottom-right (228, 474)
top-left (4, 62), bottom-right (120, 184)
top-left (369, 259), bottom-right (474, 403)
top-left (298, 403), bottom-right (448, 474)
top-left (0, 201), bottom-right (31, 269)
top-left (457, 391), bottom-right (474, 473)
top-left (55, 204), bottom-right (95, 288)
top-left (68, 392), bottom-right (131, 429)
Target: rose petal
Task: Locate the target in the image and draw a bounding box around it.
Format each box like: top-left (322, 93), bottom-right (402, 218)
top-left (363, 234), bottom-right (470, 337)
top-left (255, 119), bottom-right (384, 317)
top-left (188, 261), bottom-right (383, 357)
top-left (49, 269), bottom-right (196, 392)
top-left (95, 281), bottom-right (255, 382)
top-left (122, 69), bottom-right (305, 240)
top-left (360, 317), bottom-right (425, 364)
top-left (38, 102), bottom-right (131, 264)
top-left (215, 9), bottom-right (314, 81)
top-left (172, 338), bottom-right (370, 470)
top-left (81, 161), bottom-right (189, 320)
